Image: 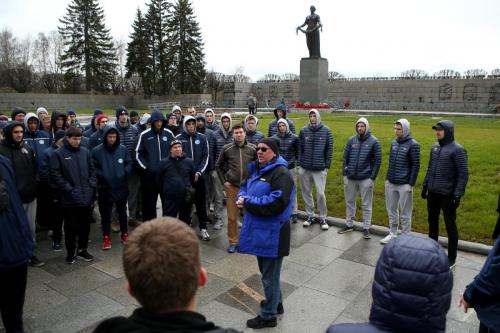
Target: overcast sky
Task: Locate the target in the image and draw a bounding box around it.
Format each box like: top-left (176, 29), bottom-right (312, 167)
top-left (1, 0), bottom-right (499, 81)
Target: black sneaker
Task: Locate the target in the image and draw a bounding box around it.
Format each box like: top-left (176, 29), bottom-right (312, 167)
top-left (449, 259), bottom-right (456, 270)
top-left (363, 229), bottom-right (371, 239)
top-left (29, 255), bottom-right (45, 267)
top-left (52, 242), bottom-right (63, 252)
top-left (66, 252), bottom-right (76, 264)
top-left (246, 315), bottom-right (277, 329)
top-left (76, 250), bottom-right (94, 262)
top-left (260, 300), bottom-right (284, 314)
top-left (337, 226), bottom-right (354, 234)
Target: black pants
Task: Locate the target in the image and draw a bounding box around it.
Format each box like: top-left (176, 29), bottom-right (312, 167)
top-left (98, 197), bottom-right (128, 236)
top-left (427, 192), bottom-right (459, 263)
top-left (0, 264), bottom-right (28, 333)
top-left (162, 198), bottom-right (192, 224)
top-left (36, 185), bottom-right (51, 229)
top-left (193, 176), bottom-right (208, 230)
top-left (50, 196), bottom-right (64, 244)
top-left (479, 322), bottom-right (497, 333)
top-left (141, 172), bottom-right (160, 222)
top-left (63, 206), bottom-right (91, 253)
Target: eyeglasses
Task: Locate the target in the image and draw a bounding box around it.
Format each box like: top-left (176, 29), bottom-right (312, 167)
top-left (256, 147), bottom-right (269, 152)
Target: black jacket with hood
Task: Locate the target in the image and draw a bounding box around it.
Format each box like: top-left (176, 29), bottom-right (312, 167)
top-left (267, 108), bottom-right (295, 137)
top-left (177, 116), bottom-right (209, 175)
top-left (272, 118), bottom-right (299, 169)
top-left (48, 111), bottom-right (68, 143)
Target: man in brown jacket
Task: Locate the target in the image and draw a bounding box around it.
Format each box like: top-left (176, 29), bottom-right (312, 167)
top-left (216, 124), bottom-right (256, 253)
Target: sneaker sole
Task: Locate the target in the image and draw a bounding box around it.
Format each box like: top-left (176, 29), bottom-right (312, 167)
top-left (363, 235), bottom-right (371, 239)
top-left (77, 255), bottom-right (94, 262)
top-left (66, 259), bottom-right (76, 264)
top-left (338, 228), bottom-right (354, 234)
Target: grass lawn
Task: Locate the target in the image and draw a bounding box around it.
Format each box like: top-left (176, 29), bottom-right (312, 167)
top-left (243, 112), bottom-right (500, 245)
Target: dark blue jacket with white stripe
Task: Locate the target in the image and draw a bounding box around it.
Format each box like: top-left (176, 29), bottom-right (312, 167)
top-left (343, 130), bottom-right (382, 180)
top-left (298, 111), bottom-right (333, 171)
top-left (177, 116), bottom-right (209, 175)
top-left (23, 113), bottom-right (50, 165)
top-left (386, 121), bottom-right (420, 186)
top-left (423, 120), bottom-right (468, 197)
top-left (135, 110), bottom-right (175, 173)
top-left (238, 156), bottom-right (294, 258)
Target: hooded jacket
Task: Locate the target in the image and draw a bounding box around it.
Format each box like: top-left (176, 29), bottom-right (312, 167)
top-left (112, 119), bottom-right (139, 160)
top-left (386, 119), bottom-right (420, 186)
top-left (204, 109), bottom-right (220, 131)
top-left (0, 155), bottom-right (34, 272)
top-left (94, 308), bottom-right (241, 333)
top-left (0, 122), bottom-right (38, 203)
top-left (238, 156), bottom-right (294, 258)
top-left (298, 109), bottom-right (333, 171)
top-left (244, 115), bottom-right (264, 145)
top-left (328, 235), bottom-right (453, 333)
top-left (89, 127), bottom-right (107, 150)
top-left (165, 113), bottom-right (181, 136)
top-left (83, 116), bottom-right (98, 138)
top-left (91, 127), bottom-right (132, 202)
top-left (463, 236), bottom-right (500, 330)
top-left (49, 111), bottom-right (68, 143)
top-left (23, 112), bottom-right (50, 165)
top-left (267, 108), bottom-right (295, 137)
top-left (343, 117), bottom-right (382, 180)
top-left (50, 139), bottom-right (96, 207)
top-left (135, 110), bottom-right (175, 173)
top-left (157, 153), bottom-right (195, 200)
top-left (209, 113), bottom-right (233, 170)
top-left (423, 120), bottom-right (468, 197)
top-left (177, 116), bottom-right (209, 175)
top-left (272, 119), bottom-right (299, 169)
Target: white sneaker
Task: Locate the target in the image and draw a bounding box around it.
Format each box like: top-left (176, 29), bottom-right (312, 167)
top-left (380, 233), bottom-right (396, 245)
top-left (320, 219), bottom-right (329, 230)
top-left (200, 228), bottom-right (210, 241)
top-left (303, 217), bottom-right (314, 227)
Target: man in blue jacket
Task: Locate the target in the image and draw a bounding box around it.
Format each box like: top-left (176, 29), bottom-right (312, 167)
top-left (244, 115), bottom-right (264, 145)
top-left (381, 119), bottom-right (420, 244)
top-left (50, 127), bottom-right (96, 264)
top-left (177, 116), bottom-right (211, 241)
top-left (237, 138), bottom-right (294, 329)
top-left (89, 114), bottom-right (109, 149)
top-left (92, 127), bottom-right (132, 250)
top-left (339, 117), bottom-right (382, 239)
top-left (0, 154), bottom-right (34, 333)
top-left (135, 110), bottom-right (175, 222)
top-left (267, 104), bottom-right (295, 137)
top-left (298, 109), bottom-right (333, 230)
top-left (422, 120), bottom-right (468, 268)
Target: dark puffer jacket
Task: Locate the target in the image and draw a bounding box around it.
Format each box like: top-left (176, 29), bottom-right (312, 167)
top-left (50, 139), bottom-right (96, 207)
top-left (343, 117), bottom-right (382, 180)
top-left (423, 120), bottom-right (468, 197)
top-left (272, 118), bottom-right (298, 169)
top-left (267, 107), bottom-right (295, 137)
top-left (113, 119), bottom-right (138, 161)
top-left (157, 154), bottom-right (195, 200)
top-left (386, 119), bottom-right (420, 186)
top-left (244, 115), bottom-right (264, 145)
top-left (48, 111), bottom-right (68, 143)
top-left (209, 113), bottom-right (233, 170)
top-left (91, 127), bottom-right (132, 202)
top-left (177, 116), bottom-right (209, 175)
top-left (23, 112), bottom-right (50, 165)
top-left (328, 235), bottom-right (453, 333)
top-left (89, 128), bottom-right (106, 150)
top-left (298, 109), bottom-right (333, 171)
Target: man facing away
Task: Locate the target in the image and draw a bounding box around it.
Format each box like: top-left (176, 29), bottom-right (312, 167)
top-left (94, 218), bottom-right (240, 333)
top-left (422, 120), bottom-right (468, 269)
top-left (380, 119), bottom-right (420, 245)
top-left (338, 117), bottom-right (382, 239)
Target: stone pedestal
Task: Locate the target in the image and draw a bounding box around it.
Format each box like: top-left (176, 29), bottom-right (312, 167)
top-left (299, 58), bottom-right (329, 105)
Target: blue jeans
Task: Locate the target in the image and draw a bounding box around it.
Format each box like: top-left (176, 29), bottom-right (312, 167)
top-left (257, 256), bottom-right (283, 319)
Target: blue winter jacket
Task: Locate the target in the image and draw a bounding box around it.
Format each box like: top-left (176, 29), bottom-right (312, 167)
top-left (238, 156), bottom-right (294, 258)
top-left (91, 127), bottom-right (132, 202)
top-left (209, 113), bottom-right (233, 171)
top-left (177, 116), bottom-right (209, 175)
top-left (463, 237), bottom-right (500, 331)
top-left (50, 140), bottom-right (97, 207)
top-left (268, 109), bottom-right (296, 137)
top-left (423, 120), bottom-right (468, 197)
top-left (112, 119), bottom-right (138, 160)
top-left (343, 129), bottom-right (382, 180)
top-left (89, 128), bottom-right (105, 150)
top-left (298, 110), bottom-right (333, 171)
top-left (39, 143), bottom-right (58, 184)
top-left (329, 235), bottom-right (453, 333)
top-left (157, 154), bottom-right (195, 200)
top-left (135, 110), bottom-right (175, 173)
top-left (0, 155), bottom-right (34, 271)
top-left (244, 115), bottom-right (265, 146)
top-left (23, 112), bottom-right (50, 165)
top-left (272, 119), bottom-right (299, 169)
top-left (386, 119), bottom-right (420, 186)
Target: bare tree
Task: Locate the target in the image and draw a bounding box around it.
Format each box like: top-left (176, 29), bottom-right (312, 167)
top-left (490, 69), bottom-right (500, 78)
top-left (205, 70), bottom-right (225, 105)
top-left (328, 71), bottom-right (345, 81)
top-left (280, 73), bottom-right (299, 81)
top-left (463, 69), bottom-right (487, 79)
top-left (400, 69), bottom-right (428, 79)
top-left (433, 69), bottom-right (461, 79)
top-left (261, 74), bottom-right (280, 82)
top-left (111, 38), bottom-right (127, 94)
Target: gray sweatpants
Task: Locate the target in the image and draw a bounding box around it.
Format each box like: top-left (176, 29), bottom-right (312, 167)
top-left (344, 177), bottom-right (374, 229)
top-left (23, 199), bottom-right (37, 244)
top-left (127, 171), bottom-right (141, 219)
top-left (210, 170), bottom-right (224, 222)
top-left (291, 167), bottom-right (298, 215)
top-left (384, 181), bottom-right (413, 234)
top-left (299, 168), bottom-right (327, 219)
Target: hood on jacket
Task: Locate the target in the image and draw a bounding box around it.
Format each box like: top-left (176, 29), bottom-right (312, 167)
top-left (309, 109), bottom-right (322, 126)
top-left (102, 126), bottom-right (120, 150)
top-left (23, 112), bottom-right (39, 133)
top-left (244, 114), bottom-right (259, 131)
top-left (395, 118), bottom-right (410, 139)
top-left (276, 118), bottom-right (290, 135)
top-left (220, 112), bottom-right (232, 133)
top-left (356, 117), bottom-right (371, 138)
top-left (370, 235), bottom-right (452, 333)
top-left (273, 104), bottom-right (288, 120)
top-left (1, 122), bottom-right (24, 146)
top-left (195, 113), bottom-right (206, 123)
top-left (150, 110), bottom-right (166, 132)
top-left (50, 111), bottom-right (68, 130)
top-left (433, 120), bottom-right (454, 146)
top-left (182, 115), bottom-right (196, 134)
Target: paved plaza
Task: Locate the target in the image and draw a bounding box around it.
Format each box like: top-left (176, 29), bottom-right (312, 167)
top-left (0, 208), bottom-right (487, 333)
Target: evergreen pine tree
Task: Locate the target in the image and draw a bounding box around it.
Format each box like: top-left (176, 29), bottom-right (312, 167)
top-left (58, 0), bottom-right (117, 93)
top-left (166, 0), bottom-right (206, 94)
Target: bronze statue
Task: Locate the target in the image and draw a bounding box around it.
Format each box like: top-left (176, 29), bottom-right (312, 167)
top-left (296, 6), bottom-right (323, 58)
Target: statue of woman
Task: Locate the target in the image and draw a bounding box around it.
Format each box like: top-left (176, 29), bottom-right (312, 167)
top-left (296, 6), bottom-right (323, 58)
